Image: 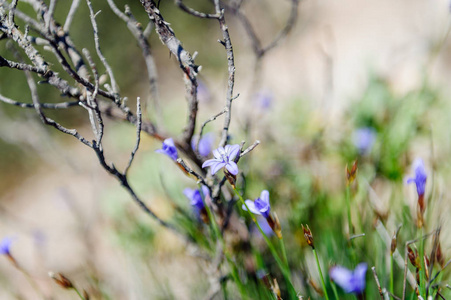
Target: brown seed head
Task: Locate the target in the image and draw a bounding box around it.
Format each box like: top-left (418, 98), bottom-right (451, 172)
top-left (407, 246), bottom-right (420, 269)
top-left (436, 242), bottom-right (445, 268)
top-left (345, 160), bottom-right (358, 186)
top-left (224, 170), bottom-right (236, 189)
top-left (267, 214), bottom-right (282, 239)
top-left (49, 272), bottom-right (73, 289)
top-left (302, 224), bottom-right (314, 249)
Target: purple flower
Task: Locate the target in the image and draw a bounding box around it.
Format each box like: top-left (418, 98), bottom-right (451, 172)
top-left (0, 237), bottom-right (14, 255)
top-left (183, 186), bottom-right (210, 211)
top-left (202, 144), bottom-right (240, 175)
top-left (254, 90), bottom-right (273, 110)
top-left (407, 159), bottom-right (427, 197)
top-left (353, 127), bottom-right (376, 154)
top-left (243, 190), bottom-right (271, 218)
top-left (155, 138), bottom-right (178, 161)
top-left (191, 133), bottom-right (215, 157)
top-left (329, 263), bottom-right (367, 294)
top-left (252, 217), bottom-right (274, 237)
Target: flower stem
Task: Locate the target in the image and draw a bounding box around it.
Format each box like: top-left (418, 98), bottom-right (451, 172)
top-left (313, 248), bottom-right (330, 300)
top-left (279, 237), bottom-right (289, 268)
top-left (330, 280), bottom-right (339, 300)
top-left (345, 186), bottom-right (353, 236)
top-left (418, 227), bottom-right (426, 298)
top-left (73, 287), bottom-right (86, 300)
top-left (390, 253), bottom-right (394, 296)
top-left (233, 188), bottom-right (297, 298)
top-left (200, 185), bottom-right (247, 298)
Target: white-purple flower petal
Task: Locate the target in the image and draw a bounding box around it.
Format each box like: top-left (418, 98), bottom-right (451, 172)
top-left (225, 161), bottom-right (239, 175)
top-left (211, 161), bottom-right (227, 175)
top-left (243, 200), bottom-right (260, 215)
top-left (242, 190), bottom-right (271, 218)
top-left (202, 144), bottom-right (241, 176)
top-left (227, 144), bottom-right (241, 161)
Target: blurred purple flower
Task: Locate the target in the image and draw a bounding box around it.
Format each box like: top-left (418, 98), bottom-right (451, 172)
top-left (197, 81), bottom-right (211, 103)
top-left (407, 158), bottom-right (427, 197)
top-left (33, 230), bottom-right (46, 247)
top-left (191, 133), bottom-right (214, 157)
top-left (183, 186), bottom-right (210, 211)
top-left (329, 263), bottom-right (367, 294)
top-left (243, 190), bottom-right (271, 218)
top-left (202, 144), bottom-right (240, 175)
top-left (254, 90), bottom-right (273, 110)
top-left (352, 127), bottom-right (376, 154)
top-left (0, 237), bottom-right (14, 255)
top-left (155, 138), bottom-right (178, 161)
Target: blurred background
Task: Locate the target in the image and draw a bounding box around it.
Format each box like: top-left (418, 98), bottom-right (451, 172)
top-left (1, 0), bottom-right (451, 298)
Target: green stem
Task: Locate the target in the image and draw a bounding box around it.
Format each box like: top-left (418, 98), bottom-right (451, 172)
top-left (418, 228), bottom-right (426, 298)
top-left (73, 287), bottom-right (85, 300)
top-left (200, 185), bottom-right (247, 298)
top-left (390, 254), bottom-right (394, 296)
top-left (233, 188), bottom-right (296, 298)
top-left (331, 281), bottom-right (339, 300)
top-left (279, 236), bottom-right (289, 268)
top-left (345, 186), bottom-right (353, 236)
top-left (313, 248), bottom-right (330, 300)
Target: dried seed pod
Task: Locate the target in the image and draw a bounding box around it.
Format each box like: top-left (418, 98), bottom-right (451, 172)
top-left (302, 224), bottom-right (314, 249)
top-left (49, 272), bottom-right (73, 289)
top-left (346, 160), bottom-right (358, 186)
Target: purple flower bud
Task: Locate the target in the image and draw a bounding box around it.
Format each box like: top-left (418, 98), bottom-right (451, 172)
top-left (202, 144), bottom-right (240, 175)
top-left (183, 186), bottom-right (210, 212)
top-left (0, 237), bottom-right (14, 255)
top-left (155, 138), bottom-right (178, 161)
top-left (243, 190), bottom-right (271, 218)
top-left (191, 133), bottom-right (215, 157)
top-left (329, 263), bottom-right (367, 294)
top-left (352, 127), bottom-right (376, 154)
top-left (407, 159), bottom-right (427, 197)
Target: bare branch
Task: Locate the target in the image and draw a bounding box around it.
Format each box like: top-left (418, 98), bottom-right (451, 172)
top-left (106, 0), bottom-right (160, 121)
top-left (82, 47), bottom-right (104, 145)
top-left (125, 97), bottom-right (142, 175)
top-left (175, 0), bottom-right (220, 19)
top-left (176, 158), bottom-right (208, 187)
top-left (44, 0), bottom-right (56, 32)
top-left (0, 93), bottom-right (79, 109)
top-left (213, 1), bottom-right (236, 147)
top-left (240, 140), bottom-right (260, 157)
top-left (140, 0), bottom-right (199, 145)
top-left (86, 0), bottom-right (119, 96)
top-left (371, 266), bottom-right (385, 300)
top-left (63, 0), bottom-right (81, 32)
